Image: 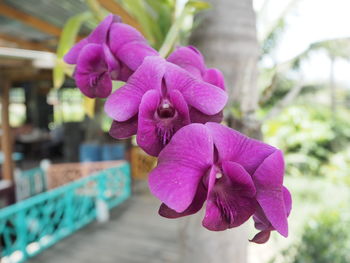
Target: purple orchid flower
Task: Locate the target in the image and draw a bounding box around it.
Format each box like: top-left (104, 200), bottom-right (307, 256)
top-left (64, 14), bottom-right (158, 98)
top-left (148, 122), bottom-right (291, 239)
top-left (104, 56), bottom-right (228, 156)
top-left (167, 46), bottom-right (226, 123)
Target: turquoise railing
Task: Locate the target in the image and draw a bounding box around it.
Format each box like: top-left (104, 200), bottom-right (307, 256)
top-left (0, 162), bottom-right (131, 262)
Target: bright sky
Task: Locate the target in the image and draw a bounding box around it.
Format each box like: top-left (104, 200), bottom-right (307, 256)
top-left (254, 0), bottom-right (350, 85)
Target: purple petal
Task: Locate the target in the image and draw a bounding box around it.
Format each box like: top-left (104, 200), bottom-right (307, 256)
top-left (88, 14), bottom-right (115, 44)
top-left (64, 38), bottom-right (88, 64)
top-left (103, 44), bottom-right (120, 80)
top-left (165, 64), bottom-right (228, 115)
top-left (104, 56), bottom-right (166, 121)
top-left (109, 23), bottom-right (146, 51)
top-left (159, 182), bottom-right (207, 218)
top-left (222, 161), bottom-right (256, 197)
top-left (205, 122), bottom-right (276, 174)
top-left (109, 23), bottom-right (158, 71)
top-left (167, 46), bottom-right (206, 78)
top-left (136, 89), bottom-right (162, 156)
top-left (253, 150), bottom-right (288, 237)
top-left (117, 42), bottom-right (159, 71)
top-left (168, 89), bottom-right (191, 130)
top-left (109, 115), bottom-right (138, 139)
top-left (148, 124), bottom-right (213, 212)
top-left (75, 44), bottom-right (111, 98)
top-left (189, 107), bottom-right (223, 124)
top-left (253, 205), bottom-right (271, 231)
top-left (203, 68), bottom-right (225, 90)
top-left (202, 162), bottom-right (256, 231)
top-left (250, 230), bottom-right (271, 244)
top-left (283, 186), bottom-right (292, 217)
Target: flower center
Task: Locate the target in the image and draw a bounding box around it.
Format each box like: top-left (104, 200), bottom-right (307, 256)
top-left (157, 100), bottom-right (175, 119)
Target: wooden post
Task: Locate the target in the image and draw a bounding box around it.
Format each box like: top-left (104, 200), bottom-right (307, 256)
top-left (1, 76), bottom-right (13, 182)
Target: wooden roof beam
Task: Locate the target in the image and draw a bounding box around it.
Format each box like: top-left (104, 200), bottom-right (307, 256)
top-left (0, 33), bottom-right (54, 51)
top-left (0, 3), bottom-right (62, 37)
top-left (97, 0), bottom-right (144, 34)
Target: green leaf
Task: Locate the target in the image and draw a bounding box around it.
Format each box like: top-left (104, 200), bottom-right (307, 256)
top-left (53, 12), bottom-right (93, 89)
top-left (158, 9), bottom-right (186, 57)
top-left (145, 0), bottom-right (173, 38)
top-left (83, 97), bottom-right (96, 118)
top-left (121, 0), bottom-right (163, 48)
top-left (112, 81), bottom-right (125, 92)
top-left (186, 0), bottom-right (211, 11)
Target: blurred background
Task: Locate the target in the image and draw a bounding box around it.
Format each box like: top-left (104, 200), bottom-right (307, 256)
top-left (0, 0), bottom-right (350, 262)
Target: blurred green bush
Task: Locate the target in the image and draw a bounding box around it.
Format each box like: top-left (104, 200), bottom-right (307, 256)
top-left (263, 103), bottom-right (350, 180)
top-left (272, 211), bottom-right (350, 263)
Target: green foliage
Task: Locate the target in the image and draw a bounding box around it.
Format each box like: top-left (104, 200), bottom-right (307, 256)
top-left (273, 211), bottom-right (350, 263)
top-left (321, 147), bottom-right (350, 185)
top-left (261, 19), bottom-right (286, 57)
top-left (263, 104), bottom-right (350, 178)
top-left (121, 0), bottom-right (165, 48)
top-left (120, 0), bottom-right (209, 51)
top-left (146, 0), bottom-right (173, 38)
top-left (186, 0), bottom-right (211, 12)
top-left (259, 73), bottom-right (296, 108)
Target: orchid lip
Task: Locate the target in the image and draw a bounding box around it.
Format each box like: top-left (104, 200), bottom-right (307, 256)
top-left (156, 126), bottom-right (174, 145)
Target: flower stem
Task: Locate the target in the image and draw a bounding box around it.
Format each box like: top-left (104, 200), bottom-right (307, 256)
top-left (158, 8), bottom-right (188, 58)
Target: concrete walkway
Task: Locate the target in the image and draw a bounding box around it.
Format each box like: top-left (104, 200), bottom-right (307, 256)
top-left (28, 183), bottom-right (180, 263)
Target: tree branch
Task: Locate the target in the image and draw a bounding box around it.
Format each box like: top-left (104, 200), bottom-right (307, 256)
top-left (259, 71), bottom-right (278, 105)
top-left (263, 77), bottom-right (304, 121)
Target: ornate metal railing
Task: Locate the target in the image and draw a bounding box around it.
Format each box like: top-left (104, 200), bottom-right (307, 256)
top-left (0, 162), bottom-right (131, 263)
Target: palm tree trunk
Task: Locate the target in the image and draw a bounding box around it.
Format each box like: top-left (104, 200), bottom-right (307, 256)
top-left (178, 1), bottom-right (260, 262)
top-left (178, 210), bottom-right (249, 263)
top-left (191, 0), bottom-right (260, 138)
